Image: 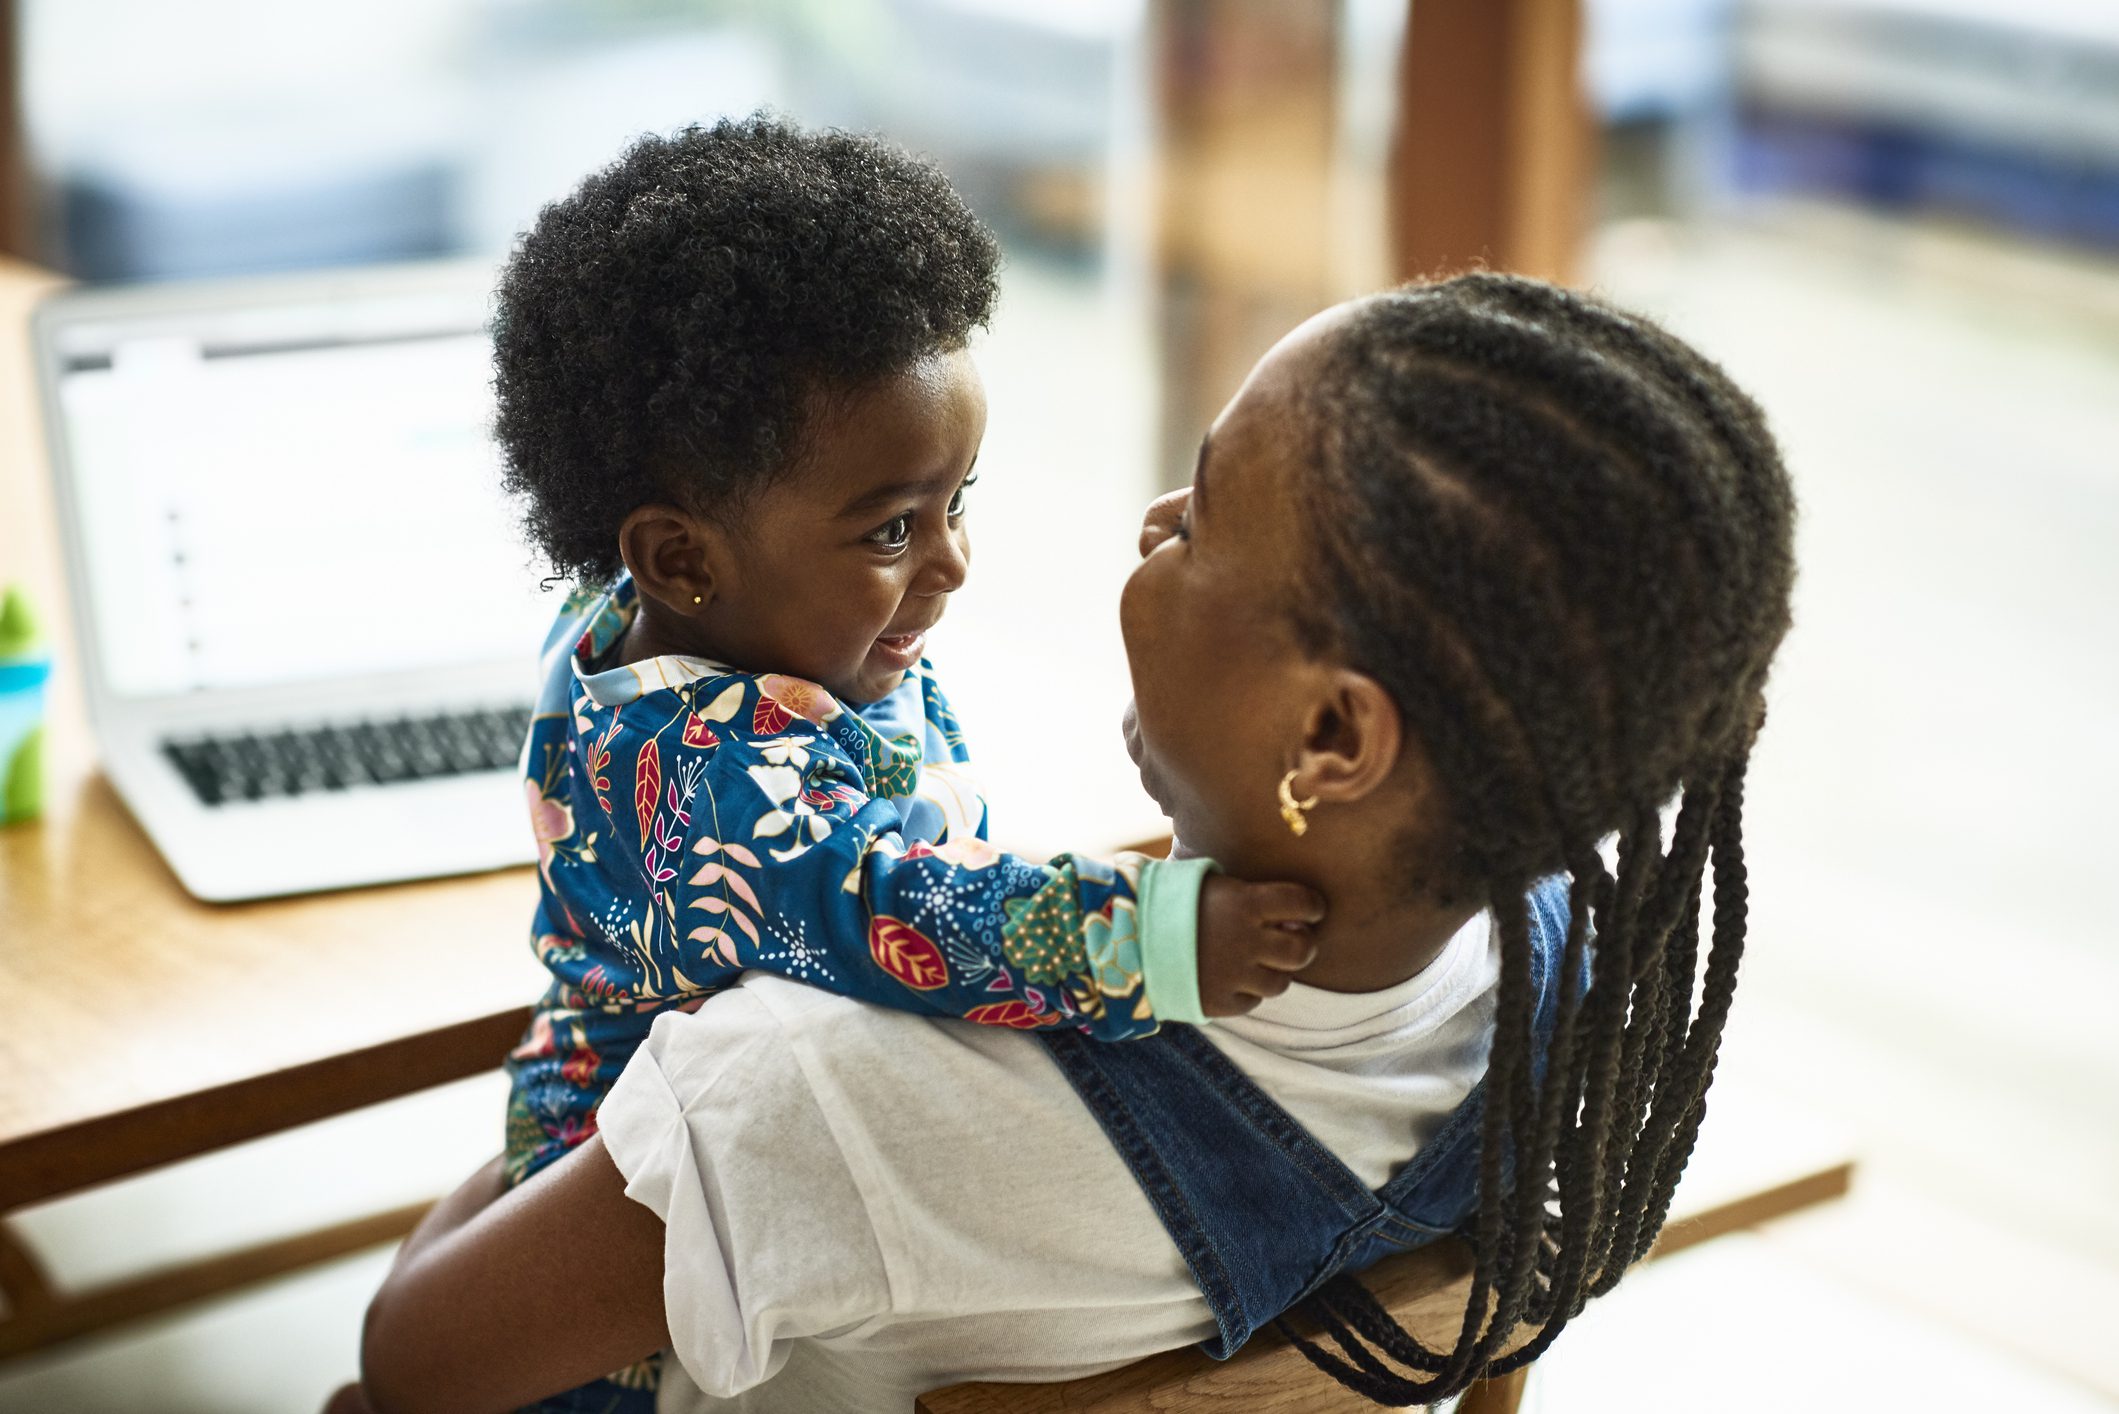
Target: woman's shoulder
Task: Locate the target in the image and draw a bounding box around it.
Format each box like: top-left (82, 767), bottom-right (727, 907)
top-left (626, 977), bottom-right (1142, 1208)
top-left (614, 977), bottom-right (1183, 1313)
top-left (649, 974), bottom-right (1053, 1083)
top-left (601, 979), bottom-right (1201, 1402)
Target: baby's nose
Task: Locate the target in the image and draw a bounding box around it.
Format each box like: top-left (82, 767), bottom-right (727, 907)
top-left (920, 527), bottom-right (970, 594)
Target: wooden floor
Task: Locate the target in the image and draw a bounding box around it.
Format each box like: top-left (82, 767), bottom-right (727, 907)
top-left (2, 214), bottom-right (2116, 1412)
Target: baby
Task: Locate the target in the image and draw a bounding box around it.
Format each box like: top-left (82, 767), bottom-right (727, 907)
top-left (491, 118), bottom-right (1319, 1409)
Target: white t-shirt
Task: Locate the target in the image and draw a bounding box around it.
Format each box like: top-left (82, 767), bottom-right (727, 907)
top-left (598, 910), bottom-right (1500, 1414)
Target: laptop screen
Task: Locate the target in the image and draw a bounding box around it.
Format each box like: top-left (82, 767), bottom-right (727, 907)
top-left (49, 294), bottom-right (558, 699)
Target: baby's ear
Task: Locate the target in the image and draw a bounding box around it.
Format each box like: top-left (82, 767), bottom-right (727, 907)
top-left (618, 503), bottom-right (715, 613)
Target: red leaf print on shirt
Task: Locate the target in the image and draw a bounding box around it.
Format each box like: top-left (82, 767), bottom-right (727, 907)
top-left (681, 714), bottom-right (719, 749)
top-left (870, 916), bottom-right (949, 991)
top-left (964, 1000), bottom-right (1063, 1030)
top-left (635, 741), bottom-right (662, 847)
top-left (753, 695), bottom-right (794, 736)
top-left (560, 1043), bottom-right (600, 1088)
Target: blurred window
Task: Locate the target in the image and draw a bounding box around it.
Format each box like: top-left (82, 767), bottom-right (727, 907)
top-left (19, 0), bottom-right (1149, 280)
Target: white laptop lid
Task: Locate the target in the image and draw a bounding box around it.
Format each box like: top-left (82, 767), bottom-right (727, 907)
top-left (33, 262), bottom-right (555, 716)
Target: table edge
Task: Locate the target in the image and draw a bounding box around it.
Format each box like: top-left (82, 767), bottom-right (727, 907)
top-left (0, 1005), bottom-right (531, 1210)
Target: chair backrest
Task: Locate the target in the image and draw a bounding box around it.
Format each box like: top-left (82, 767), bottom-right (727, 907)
top-left (915, 1133), bottom-right (1855, 1413)
top-left (914, 1237), bottom-right (1526, 1414)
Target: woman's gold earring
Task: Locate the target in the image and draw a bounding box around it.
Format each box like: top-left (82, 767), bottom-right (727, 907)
top-left (1277, 770), bottom-right (1318, 837)
top-left (691, 595), bottom-right (703, 606)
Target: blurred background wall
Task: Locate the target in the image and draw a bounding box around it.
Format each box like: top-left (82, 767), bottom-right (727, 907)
top-left (1, 2), bottom-right (2115, 1410)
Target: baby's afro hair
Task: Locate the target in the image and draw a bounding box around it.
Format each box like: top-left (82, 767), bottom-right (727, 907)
top-left (492, 114), bottom-right (1001, 583)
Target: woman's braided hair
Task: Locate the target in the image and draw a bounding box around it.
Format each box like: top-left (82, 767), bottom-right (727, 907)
top-left (1275, 273), bottom-right (1797, 1402)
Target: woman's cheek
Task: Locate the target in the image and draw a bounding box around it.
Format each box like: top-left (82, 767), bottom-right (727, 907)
top-left (1118, 560), bottom-right (1158, 664)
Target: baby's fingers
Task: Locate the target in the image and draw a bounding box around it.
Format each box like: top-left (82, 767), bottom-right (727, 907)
top-left (1241, 962), bottom-right (1301, 1002)
top-left (1194, 876), bottom-right (1324, 1019)
top-left (1208, 962), bottom-right (1302, 1018)
top-left (1245, 881), bottom-right (1327, 927)
top-left (1255, 924), bottom-right (1318, 973)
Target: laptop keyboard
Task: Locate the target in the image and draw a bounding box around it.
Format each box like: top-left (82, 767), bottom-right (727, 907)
top-left (161, 705), bottom-right (534, 806)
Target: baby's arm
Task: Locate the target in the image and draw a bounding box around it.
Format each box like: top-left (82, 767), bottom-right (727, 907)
top-left (669, 700), bottom-right (1315, 1037)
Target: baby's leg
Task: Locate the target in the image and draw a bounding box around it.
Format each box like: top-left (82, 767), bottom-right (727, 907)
top-left (501, 1004), bottom-right (647, 1185)
top-left (501, 1004), bottom-right (665, 1410)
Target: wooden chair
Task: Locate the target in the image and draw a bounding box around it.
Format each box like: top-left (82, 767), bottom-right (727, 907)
top-left (916, 1134), bottom-right (1851, 1414)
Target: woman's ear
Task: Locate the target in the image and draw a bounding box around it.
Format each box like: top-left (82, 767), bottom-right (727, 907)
top-left (1292, 669), bottom-right (1403, 807)
top-left (617, 504), bottom-right (717, 614)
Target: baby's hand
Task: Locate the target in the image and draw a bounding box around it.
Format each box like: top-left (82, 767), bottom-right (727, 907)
top-left (1196, 876), bottom-right (1324, 1018)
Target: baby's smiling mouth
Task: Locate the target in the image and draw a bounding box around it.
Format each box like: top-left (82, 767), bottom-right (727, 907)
top-left (871, 617), bottom-right (940, 667)
top-left (876, 608), bottom-right (943, 648)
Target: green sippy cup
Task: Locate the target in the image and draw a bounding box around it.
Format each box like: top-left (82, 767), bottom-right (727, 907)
top-left (0, 585), bottom-right (53, 823)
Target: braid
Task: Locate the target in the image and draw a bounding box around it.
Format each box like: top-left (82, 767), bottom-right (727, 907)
top-left (1518, 861), bottom-right (1602, 1332)
top-left (1317, 1278), bottom-right (1450, 1374)
top-left (1627, 751), bottom-right (1753, 1267)
top-left (1576, 810), bottom-right (1658, 1289)
top-left (1457, 896), bottom-right (1535, 1371)
top-left (1590, 779), bottom-right (1720, 1289)
top-left (1277, 274), bottom-right (1795, 1401)
top-left (1475, 888), bottom-right (1555, 1364)
top-left (1516, 858), bottom-right (1598, 1328)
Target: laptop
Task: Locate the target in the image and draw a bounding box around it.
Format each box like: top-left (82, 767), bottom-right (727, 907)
top-left (33, 262), bottom-right (555, 902)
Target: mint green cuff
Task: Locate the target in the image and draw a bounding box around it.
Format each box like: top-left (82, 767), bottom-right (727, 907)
top-left (1135, 855), bottom-right (1219, 1027)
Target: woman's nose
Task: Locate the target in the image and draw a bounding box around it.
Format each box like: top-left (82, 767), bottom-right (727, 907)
top-left (1139, 488), bottom-right (1191, 558)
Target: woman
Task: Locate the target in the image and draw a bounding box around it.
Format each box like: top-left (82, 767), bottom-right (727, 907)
top-left (340, 274), bottom-right (1795, 1412)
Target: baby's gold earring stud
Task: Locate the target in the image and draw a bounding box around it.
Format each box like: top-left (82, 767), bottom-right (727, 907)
top-left (691, 595), bottom-right (703, 606)
top-left (1277, 769), bottom-right (1318, 837)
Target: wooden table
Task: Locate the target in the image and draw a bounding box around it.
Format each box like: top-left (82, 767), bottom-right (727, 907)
top-left (0, 258), bottom-right (547, 1356)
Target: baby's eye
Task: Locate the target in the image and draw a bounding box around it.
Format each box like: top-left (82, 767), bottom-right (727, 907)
top-left (947, 474), bottom-right (979, 520)
top-left (867, 514), bottom-right (913, 550)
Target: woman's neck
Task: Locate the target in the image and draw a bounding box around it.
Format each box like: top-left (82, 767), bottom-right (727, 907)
top-left (1294, 876), bottom-right (1483, 994)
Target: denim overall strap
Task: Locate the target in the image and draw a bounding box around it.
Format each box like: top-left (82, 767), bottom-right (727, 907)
top-left (1040, 874), bottom-right (1574, 1358)
top-left (1039, 1022), bottom-right (1385, 1358)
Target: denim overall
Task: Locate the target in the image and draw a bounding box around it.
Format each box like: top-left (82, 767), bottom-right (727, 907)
top-left (1039, 876), bottom-right (1572, 1358)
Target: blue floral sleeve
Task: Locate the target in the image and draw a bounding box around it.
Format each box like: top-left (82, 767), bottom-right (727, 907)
top-left (665, 673), bottom-right (1173, 1038)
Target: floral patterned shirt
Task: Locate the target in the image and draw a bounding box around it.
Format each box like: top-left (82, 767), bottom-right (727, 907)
top-left (505, 576), bottom-right (1207, 1182)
